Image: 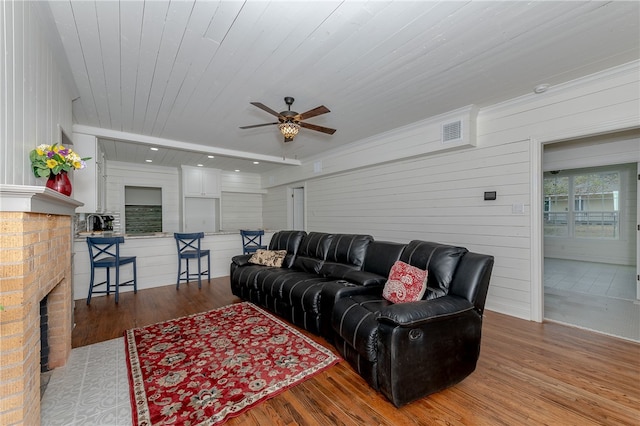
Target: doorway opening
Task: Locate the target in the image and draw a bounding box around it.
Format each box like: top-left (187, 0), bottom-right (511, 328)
top-left (289, 186), bottom-right (305, 231)
top-left (541, 130), bottom-right (639, 342)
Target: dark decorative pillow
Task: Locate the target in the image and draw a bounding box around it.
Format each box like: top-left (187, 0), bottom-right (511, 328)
top-left (382, 260), bottom-right (428, 303)
top-left (248, 249), bottom-right (288, 267)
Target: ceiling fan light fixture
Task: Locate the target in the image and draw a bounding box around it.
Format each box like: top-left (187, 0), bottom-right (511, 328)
top-left (279, 120), bottom-right (300, 142)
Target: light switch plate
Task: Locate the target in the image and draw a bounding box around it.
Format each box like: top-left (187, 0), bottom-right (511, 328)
top-left (512, 203), bottom-right (525, 214)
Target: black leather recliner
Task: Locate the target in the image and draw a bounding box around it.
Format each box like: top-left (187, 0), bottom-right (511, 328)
top-left (331, 240), bottom-right (494, 407)
top-left (231, 231), bottom-right (373, 334)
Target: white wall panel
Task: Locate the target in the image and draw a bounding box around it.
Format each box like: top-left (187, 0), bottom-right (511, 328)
top-left (262, 62), bottom-right (640, 321)
top-left (0, 1), bottom-right (73, 186)
top-left (221, 192), bottom-right (263, 231)
top-left (220, 171), bottom-right (263, 193)
top-left (543, 133), bottom-right (640, 171)
top-left (263, 186), bottom-right (289, 231)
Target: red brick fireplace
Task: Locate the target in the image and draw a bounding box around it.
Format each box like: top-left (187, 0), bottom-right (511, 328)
top-left (0, 186), bottom-right (82, 425)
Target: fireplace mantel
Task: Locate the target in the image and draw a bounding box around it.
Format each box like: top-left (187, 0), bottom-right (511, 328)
top-left (0, 184), bottom-right (84, 214)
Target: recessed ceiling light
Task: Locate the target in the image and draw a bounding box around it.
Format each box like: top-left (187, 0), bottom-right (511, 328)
top-left (207, 155), bottom-right (215, 159)
top-left (533, 83), bottom-right (550, 94)
top-left (197, 164), bottom-right (203, 167)
top-left (150, 147), bottom-right (158, 151)
top-left (145, 159), bottom-right (153, 163)
top-left (235, 169), bottom-right (240, 172)
top-left (253, 161), bottom-right (260, 165)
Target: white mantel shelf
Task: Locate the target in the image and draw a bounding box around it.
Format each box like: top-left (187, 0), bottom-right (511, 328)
top-left (0, 184), bottom-right (84, 215)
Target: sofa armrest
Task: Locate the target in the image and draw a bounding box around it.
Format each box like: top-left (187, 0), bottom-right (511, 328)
top-left (377, 295), bottom-right (474, 327)
top-left (342, 270), bottom-right (388, 287)
top-left (319, 281), bottom-right (384, 341)
top-left (231, 254), bottom-right (253, 267)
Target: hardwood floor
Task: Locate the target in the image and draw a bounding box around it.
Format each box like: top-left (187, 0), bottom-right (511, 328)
top-left (72, 277), bottom-right (640, 425)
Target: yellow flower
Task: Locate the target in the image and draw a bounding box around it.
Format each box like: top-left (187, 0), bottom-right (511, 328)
top-left (72, 161), bottom-right (81, 169)
top-left (46, 159), bottom-right (57, 169)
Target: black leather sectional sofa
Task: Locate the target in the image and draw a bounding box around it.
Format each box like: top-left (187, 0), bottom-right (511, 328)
top-left (230, 230), bottom-right (494, 406)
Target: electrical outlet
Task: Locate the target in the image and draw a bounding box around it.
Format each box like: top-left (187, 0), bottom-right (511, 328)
top-left (512, 203), bottom-right (525, 214)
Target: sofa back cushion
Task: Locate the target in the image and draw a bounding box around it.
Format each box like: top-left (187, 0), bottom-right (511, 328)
top-left (400, 240), bottom-right (468, 299)
top-left (268, 230), bottom-right (307, 268)
top-left (449, 252), bottom-right (494, 312)
top-left (319, 234), bottom-right (374, 278)
top-left (293, 232), bottom-right (334, 273)
top-left (362, 241), bottom-right (406, 278)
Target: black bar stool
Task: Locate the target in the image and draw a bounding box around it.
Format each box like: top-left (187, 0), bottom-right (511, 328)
top-left (174, 232), bottom-right (210, 288)
top-left (86, 236), bottom-right (137, 304)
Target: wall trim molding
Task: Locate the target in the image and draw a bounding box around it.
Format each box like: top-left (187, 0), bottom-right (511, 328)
top-left (482, 60), bottom-right (640, 116)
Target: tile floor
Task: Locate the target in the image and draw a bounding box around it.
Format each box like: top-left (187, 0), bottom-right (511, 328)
top-left (41, 337), bottom-right (131, 425)
top-left (544, 258), bottom-right (640, 342)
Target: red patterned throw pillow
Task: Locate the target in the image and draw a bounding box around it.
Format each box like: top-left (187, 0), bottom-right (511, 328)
top-left (382, 260), bottom-right (428, 303)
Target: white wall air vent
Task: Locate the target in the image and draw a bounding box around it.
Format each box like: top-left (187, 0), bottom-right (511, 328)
top-left (441, 120), bottom-right (463, 144)
top-left (436, 105), bottom-right (477, 149)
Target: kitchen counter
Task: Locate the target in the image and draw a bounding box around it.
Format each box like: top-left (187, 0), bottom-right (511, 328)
top-left (74, 230), bottom-right (244, 241)
top-left (73, 230), bottom-right (275, 301)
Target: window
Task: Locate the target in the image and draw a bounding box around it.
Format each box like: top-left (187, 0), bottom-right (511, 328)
top-left (543, 176), bottom-right (569, 237)
top-left (543, 171), bottom-right (620, 239)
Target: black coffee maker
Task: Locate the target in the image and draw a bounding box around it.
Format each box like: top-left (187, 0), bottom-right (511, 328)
top-left (88, 214), bottom-right (114, 232)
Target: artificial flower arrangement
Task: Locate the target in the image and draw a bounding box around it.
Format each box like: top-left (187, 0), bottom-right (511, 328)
top-left (29, 143), bottom-right (90, 178)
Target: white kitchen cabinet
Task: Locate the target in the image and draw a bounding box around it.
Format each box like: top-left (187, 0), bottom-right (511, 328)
top-left (72, 133), bottom-right (106, 213)
top-left (182, 165), bottom-right (221, 198)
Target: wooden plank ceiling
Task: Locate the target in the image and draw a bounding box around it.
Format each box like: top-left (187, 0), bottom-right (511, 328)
top-left (45, 1), bottom-right (640, 172)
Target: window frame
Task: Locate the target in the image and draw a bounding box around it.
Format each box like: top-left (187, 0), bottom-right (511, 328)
top-left (543, 168), bottom-right (622, 240)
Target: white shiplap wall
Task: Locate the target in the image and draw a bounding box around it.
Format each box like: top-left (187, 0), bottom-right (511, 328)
top-left (221, 192), bottom-right (263, 231)
top-left (262, 61), bottom-right (640, 321)
top-left (0, 1), bottom-right (73, 185)
top-left (263, 185), bottom-right (290, 231)
top-left (220, 170), bottom-right (263, 193)
top-left (220, 171), bottom-right (265, 231)
top-left (266, 138), bottom-right (533, 319)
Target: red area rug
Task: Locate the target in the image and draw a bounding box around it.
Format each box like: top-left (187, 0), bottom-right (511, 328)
top-left (124, 302), bottom-right (340, 425)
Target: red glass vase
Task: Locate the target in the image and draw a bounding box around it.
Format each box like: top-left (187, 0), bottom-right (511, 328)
top-left (46, 171), bottom-right (72, 196)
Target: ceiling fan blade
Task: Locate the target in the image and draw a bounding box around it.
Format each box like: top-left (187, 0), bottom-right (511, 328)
top-left (250, 102), bottom-right (280, 117)
top-left (239, 122), bottom-right (279, 129)
top-left (299, 121), bottom-right (336, 135)
top-left (297, 105), bottom-right (330, 121)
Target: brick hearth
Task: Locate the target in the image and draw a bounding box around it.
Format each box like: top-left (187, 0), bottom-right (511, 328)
top-left (0, 210), bottom-right (74, 425)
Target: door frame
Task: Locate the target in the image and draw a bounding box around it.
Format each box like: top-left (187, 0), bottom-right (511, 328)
top-left (532, 125), bottom-right (640, 322)
top-left (287, 184), bottom-right (306, 231)
top-left (637, 163), bottom-right (640, 300)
